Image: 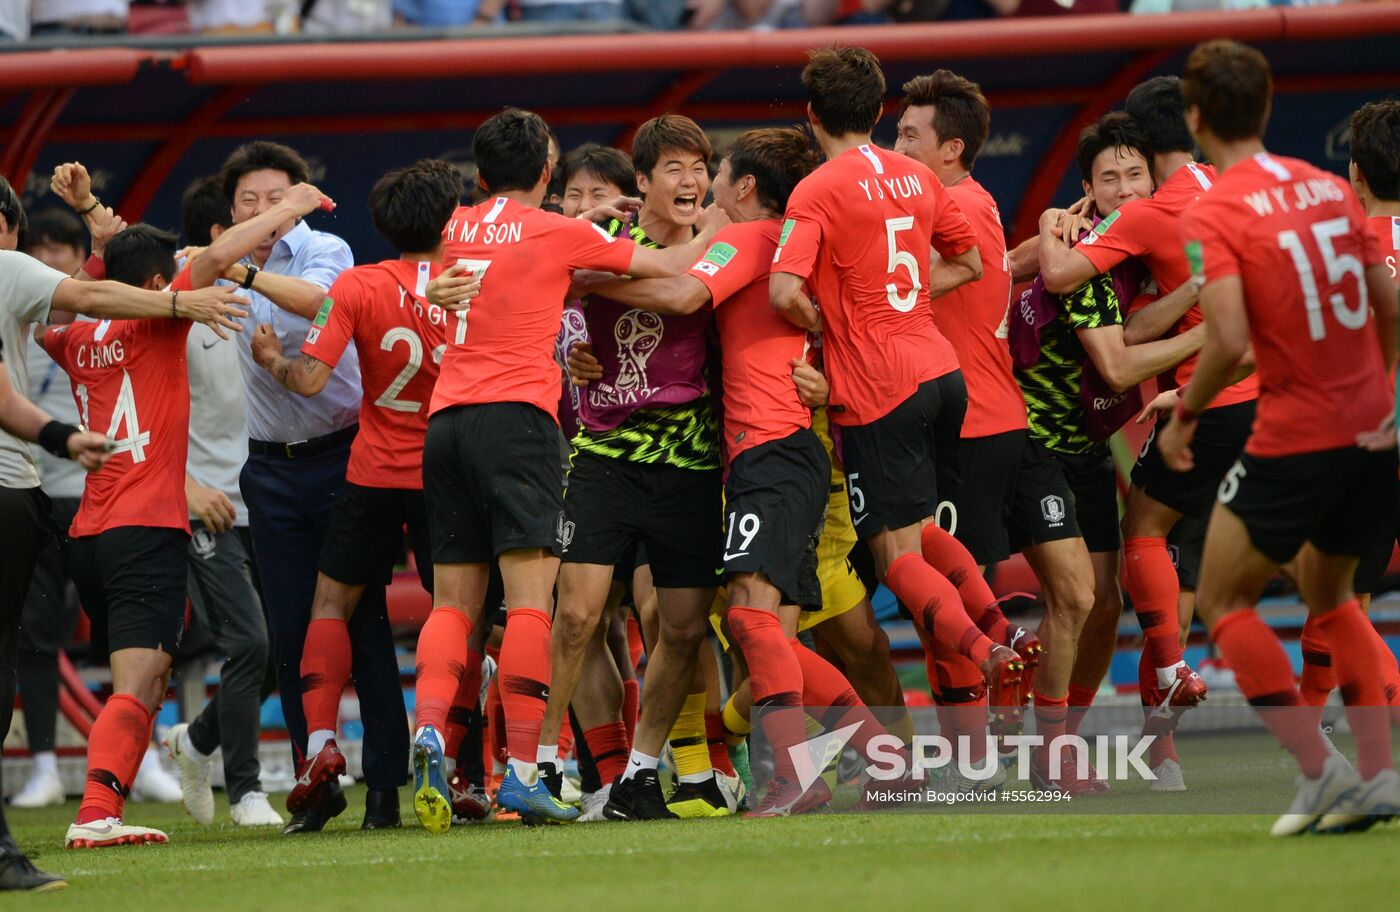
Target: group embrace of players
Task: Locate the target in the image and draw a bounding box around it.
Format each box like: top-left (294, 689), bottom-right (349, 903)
top-left (3, 36), bottom-right (1400, 878)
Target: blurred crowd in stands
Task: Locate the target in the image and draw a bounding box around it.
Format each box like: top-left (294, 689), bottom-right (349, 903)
top-left (0, 0), bottom-right (1379, 43)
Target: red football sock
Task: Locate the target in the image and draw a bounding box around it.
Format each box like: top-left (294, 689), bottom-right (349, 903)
top-left (557, 714), bottom-right (575, 759)
top-left (621, 677), bottom-right (640, 747)
top-left (1138, 652), bottom-right (1180, 766)
top-left (584, 721), bottom-right (630, 785)
top-left (1124, 537), bottom-right (1186, 674)
top-left (1065, 683), bottom-right (1097, 737)
top-left (443, 646), bottom-right (485, 762)
top-left (1033, 691), bottom-right (1069, 747)
top-left (789, 638), bottom-right (903, 764)
top-left (887, 553), bottom-right (994, 665)
top-left (727, 608), bottom-right (807, 780)
top-left (627, 616), bottom-right (645, 669)
top-left (1315, 601), bottom-right (1395, 779)
top-left (1298, 614), bottom-right (1335, 713)
top-left (414, 606), bottom-right (474, 734)
top-left (499, 607), bottom-right (553, 764)
top-left (1211, 608), bottom-right (1328, 778)
top-left (927, 641), bottom-right (989, 765)
top-left (706, 712), bottom-right (736, 776)
top-left (76, 694), bottom-right (151, 825)
top-left (920, 524), bottom-right (1011, 644)
top-left (486, 675), bottom-right (506, 768)
top-left (301, 617), bottom-right (351, 738)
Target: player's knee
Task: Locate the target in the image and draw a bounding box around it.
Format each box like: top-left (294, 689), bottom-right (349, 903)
top-left (658, 612), bottom-right (707, 652)
top-left (551, 599), bottom-right (601, 653)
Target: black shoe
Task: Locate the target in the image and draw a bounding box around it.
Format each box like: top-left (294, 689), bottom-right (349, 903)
top-left (0, 838), bottom-right (65, 893)
top-left (361, 787), bottom-right (402, 830)
top-left (283, 779), bottom-right (347, 835)
top-left (540, 762), bottom-right (564, 800)
top-left (665, 776), bottom-right (729, 817)
top-left (603, 770), bottom-right (677, 820)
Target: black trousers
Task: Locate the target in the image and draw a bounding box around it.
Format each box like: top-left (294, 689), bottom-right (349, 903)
top-left (239, 441), bottom-right (408, 790)
top-left (17, 496), bottom-right (81, 755)
top-left (0, 486), bottom-right (54, 838)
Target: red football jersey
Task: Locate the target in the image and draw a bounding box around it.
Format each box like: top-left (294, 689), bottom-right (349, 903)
top-left (1369, 214), bottom-right (1400, 283)
top-left (44, 312), bottom-right (192, 538)
top-left (774, 145), bottom-right (976, 426)
top-left (1079, 162), bottom-right (1259, 410)
top-left (303, 259), bottom-right (449, 489)
top-left (938, 178), bottom-right (1026, 438)
top-left (431, 198), bottom-right (636, 420)
top-left (690, 219), bottom-right (809, 464)
top-left (1182, 153), bottom-right (1390, 458)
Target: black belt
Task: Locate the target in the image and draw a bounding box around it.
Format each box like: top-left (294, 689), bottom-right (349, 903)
top-left (248, 424), bottom-right (358, 460)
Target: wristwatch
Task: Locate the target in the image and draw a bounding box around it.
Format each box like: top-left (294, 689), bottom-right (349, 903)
top-left (240, 265), bottom-right (260, 289)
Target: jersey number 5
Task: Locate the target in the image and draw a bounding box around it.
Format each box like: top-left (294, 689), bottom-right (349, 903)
top-left (884, 217), bottom-right (922, 313)
top-left (1277, 216), bottom-right (1368, 341)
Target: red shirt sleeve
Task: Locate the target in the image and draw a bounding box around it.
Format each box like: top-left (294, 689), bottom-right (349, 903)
top-left (929, 183), bottom-right (976, 259)
top-left (41, 323), bottom-right (76, 369)
top-left (772, 181), bottom-right (822, 279)
top-left (1078, 201), bottom-right (1152, 274)
top-left (689, 224), bottom-right (770, 306)
top-left (1182, 200), bottom-right (1240, 284)
top-left (168, 266), bottom-right (194, 292)
top-left (301, 271), bottom-right (358, 367)
top-left (562, 218), bottom-right (637, 274)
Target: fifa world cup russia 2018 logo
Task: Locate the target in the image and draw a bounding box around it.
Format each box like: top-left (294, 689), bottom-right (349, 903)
top-left (592, 309), bottom-right (663, 408)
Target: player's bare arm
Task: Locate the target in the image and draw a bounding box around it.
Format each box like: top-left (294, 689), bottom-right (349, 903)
top-left (622, 204), bottom-right (732, 279)
top-left (191, 182), bottom-right (334, 295)
top-left (927, 244), bottom-right (983, 298)
top-left (586, 273), bottom-right (712, 316)
top-left (1157, 276), bottom-right (1251, 471)
top-left (565, 341), bottom-right (604, 387)
top-left (250, 322), bottom-right (331, 397)
top-left (769, 270), bottom-right (822, 332)
top-left (790, 359), bottom-right (829, 408)
top-left (0, 364), bottom-right (109, 471)
top-left (1007, 235), bottom-right (1041, 283)
top-left (51, 277), bottom-right (248, 337)
top-left (1122, 279), bottom-right (1200, 345)
top-left (1037, 208), bottom-right (1103, 294)
top-left (1078, 320), bottom-right (1204, 394)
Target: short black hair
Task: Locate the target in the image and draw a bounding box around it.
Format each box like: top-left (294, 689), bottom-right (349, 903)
top-left (473, 108), bottom-right (552, 195)
top-left (802, 46), bottom-right (886, 138)
top-left (631, 115), bottom-right (712, 180)
top-left (562, 144), bottom-right (638, 196)
top-left (20, 208), bottom-right (86, 255)
top-left (1350, 100), bottom-right (1400, 203)
top-left (1124, 76), bottom-right (1195, 157)
top-left (1181, 40), bottom-right (1272, 142)
top-left (181, 175), bottom-right (232, 247)
top-left (0, 176), bottom-right (26, 237)
top-left (105, 224), bottom-right (178, 289)
top-left (899, 70), bottom-right (991, 170)
top-left (369, 159), bottom-right (463, 253)
top-left (725, 128), bottom-right (819, 214)
top-left (220, 140), bottom-right (310, 203)
top-left (1077, 111), bottom-right (1151, 184)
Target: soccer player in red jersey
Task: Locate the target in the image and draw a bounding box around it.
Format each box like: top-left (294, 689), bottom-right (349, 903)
top-left (893, 71), bottom-right (1052, 763)
top-left (1158, 40), bottom-right (1400, 835)
top-left (41, 226), bottom-right (197, 849)
top-left (1039, 76), bottom-right (1234, 787)
top-left (1313, 100), bottom-right (1400, 718)
top-left (770, 47), bottom-right (1026, 725)
top-left (246, 161), bottom-right (477, 826)
top-left (414, 108), bottom-right (721, 829)
top-left (580, 126), bottom-right (914, 813)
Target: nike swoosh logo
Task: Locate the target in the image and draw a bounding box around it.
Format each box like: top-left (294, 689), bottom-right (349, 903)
top-left (723, 551), bottom-right (750, 561)
top-left (852, 515), bottom-right (867, 526)
top-left (201, 340), bottom-right (219, 350)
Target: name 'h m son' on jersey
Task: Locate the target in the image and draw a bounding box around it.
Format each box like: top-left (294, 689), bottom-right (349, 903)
top-left (431, 197), bottom-right (636, 419)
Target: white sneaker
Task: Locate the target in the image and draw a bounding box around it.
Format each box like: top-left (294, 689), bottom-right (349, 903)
top-left (229, 791), bottom-right (284, 827)
top-left (716, 771), bottom-right (747, 813)
top-left (1316, 767), bottom-right (1400, 834)
top-left (164, 723), bottom-right (215, 824)
top-left (560, 775), bottom-right (583, 805)
top-left (1149, 758), bottom-right (1187, 792)
top-left (65, 817), bottom-right (168, 848)
top-left (578, 784), bottom-right (612, 822)
top-left (479, 654), bottom-right (497, 710)
top-left (9, 770), bottom-right (65, 808)
top-left (130, 747), bottom-right (183, 805)
top-left (931, 758), bottom-right (1008, 793)
top-left (1271, 751), bottom-right (1361, 837)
